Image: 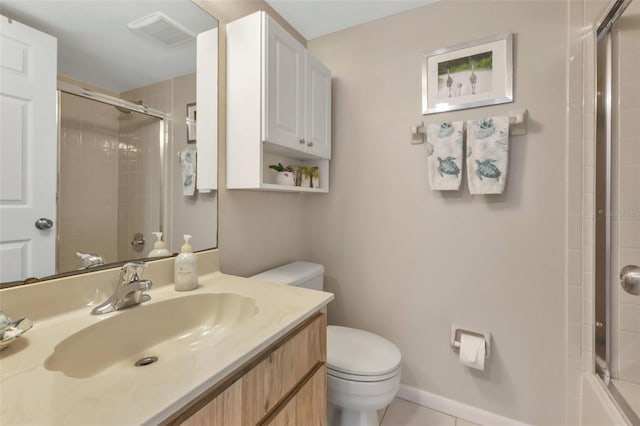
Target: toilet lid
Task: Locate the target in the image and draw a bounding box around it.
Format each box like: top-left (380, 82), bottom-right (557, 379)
top-left (327, 326), bottom-right (401, 376)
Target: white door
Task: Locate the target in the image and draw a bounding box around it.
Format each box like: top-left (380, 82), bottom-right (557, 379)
top-left (0, 16), bottom-right (57, 282)
top-left (305, 53), bottom-right (331, 159)
top-left (264, 15), bottom-right (305, 151)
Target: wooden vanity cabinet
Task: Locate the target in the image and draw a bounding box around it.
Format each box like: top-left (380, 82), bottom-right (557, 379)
top-left (266, 366), bottom-right (326, 426)
top-left (164, 313), bottom-right (327, 426)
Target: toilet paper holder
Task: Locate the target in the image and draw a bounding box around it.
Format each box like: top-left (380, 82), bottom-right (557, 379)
top-left (450, 324), bottom-right (491, 359)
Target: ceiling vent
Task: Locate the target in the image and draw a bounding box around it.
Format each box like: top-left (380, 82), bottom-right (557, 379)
top-left (127, 12), bottom-right (195, 47)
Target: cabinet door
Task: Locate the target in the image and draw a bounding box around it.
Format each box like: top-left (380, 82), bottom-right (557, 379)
top-left (241, 314), bottom-right (326, 425)
top-left (181, 379), bottom-right (242, 426)
top-left (266, 366), bottom-right (327, 426)
top-left (305, 54), bottom-right (332, 159)
top-left (264, 16), bottom-right (305, 151)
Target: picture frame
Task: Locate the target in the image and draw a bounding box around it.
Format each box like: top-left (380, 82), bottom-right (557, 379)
top-left (186, 103), bottom-right (197, 143)
top-left (422, 33), bottom-right (513, 115)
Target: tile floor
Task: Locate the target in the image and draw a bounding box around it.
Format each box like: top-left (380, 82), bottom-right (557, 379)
top-left (379, 398), bottom-right (480, 426)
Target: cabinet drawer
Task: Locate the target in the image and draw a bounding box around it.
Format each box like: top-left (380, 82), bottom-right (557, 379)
top-left (242, 313), bottom-right (326, 425)
top-left (266, 365), bottom-right (326, 426)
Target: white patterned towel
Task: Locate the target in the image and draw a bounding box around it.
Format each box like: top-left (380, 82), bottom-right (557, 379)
top-left (426, 121), bottom-right (464, 190)
top-left (180, 150), bottom-right (196, 196)
top-left (466, 116), bottom-right (510, 194)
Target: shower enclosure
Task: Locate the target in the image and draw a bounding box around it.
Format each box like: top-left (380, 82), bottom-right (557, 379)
top-left (594, 0), bottom-right (640, 421)
top-left (57, 86), bottom-right (166, 273)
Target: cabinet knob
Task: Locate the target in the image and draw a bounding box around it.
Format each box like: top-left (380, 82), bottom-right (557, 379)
top-left (307, 141), bottom-right (314, 147)
top-left (299, 139), bottom-right (305, 145)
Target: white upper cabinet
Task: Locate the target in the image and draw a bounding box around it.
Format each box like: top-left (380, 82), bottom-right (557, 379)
top-left (264, 18), bottom-right (306, 151)
top-left (304, 54), bottom-right (331, 158)
top-left (227, 11), bottom-right (332, 192)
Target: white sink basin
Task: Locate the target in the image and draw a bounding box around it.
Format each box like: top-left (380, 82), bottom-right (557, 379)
top-left (44, 293), bottom-right (258, 378)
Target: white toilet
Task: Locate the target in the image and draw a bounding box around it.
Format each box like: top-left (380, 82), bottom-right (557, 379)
top-left (251, 261), bottom-right (402, 426)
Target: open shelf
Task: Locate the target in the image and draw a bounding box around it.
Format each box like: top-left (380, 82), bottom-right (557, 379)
top-left (260, 143), bottom-right (329, 193)
top-left (260, 183), bottom-right (328, 193)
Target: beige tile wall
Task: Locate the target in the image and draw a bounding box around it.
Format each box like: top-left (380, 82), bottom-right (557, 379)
top-left (119, 80), bottom-right (170, 259)
top-left (564, 0), bottom-right (640, 422)
top-left (118, 80), bottom-right (173, 259)
top-left (116, 111), bottom-right (162, 260)
top-left (567, 2), bottom-right (586, 421)
top-left (59, 77), bottom-right (178, 268)
top-left (58, 93), bottom-right (120, 271)
top-left (566, 0), bottom-right (610, 423)
top-left (122, 75), bottom-right (218, 255)
top-left (58, 90), bottom-right (163, 268)
top-left (611, 0), bottom-right (640, 385)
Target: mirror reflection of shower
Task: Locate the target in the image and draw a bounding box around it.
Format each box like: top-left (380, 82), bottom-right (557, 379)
top-left (57, 91), bottom-right (163, 272)
top-left (594, 0), bottom-right (640, 421)
top-left (115, 100), bottom-right (146, 116)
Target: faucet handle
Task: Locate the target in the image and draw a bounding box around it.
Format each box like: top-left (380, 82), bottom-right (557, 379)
top-left (120, 262), bottom-right (145, 283)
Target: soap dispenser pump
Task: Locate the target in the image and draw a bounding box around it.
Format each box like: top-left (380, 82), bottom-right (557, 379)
top-left (174, 234), bottom-right (198, 291)
top-left (148, 232), bottom-right (171, 257)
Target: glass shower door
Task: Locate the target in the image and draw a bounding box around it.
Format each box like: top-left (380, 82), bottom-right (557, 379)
top-left (595, 0), bottom-right (640, 420)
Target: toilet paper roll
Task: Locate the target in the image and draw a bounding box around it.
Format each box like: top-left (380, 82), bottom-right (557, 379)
top-left (459, 334), bottom-right (486, 370)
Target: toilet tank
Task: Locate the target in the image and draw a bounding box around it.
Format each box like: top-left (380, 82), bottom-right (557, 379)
top-left (250, 261), bottom-right (324, 291)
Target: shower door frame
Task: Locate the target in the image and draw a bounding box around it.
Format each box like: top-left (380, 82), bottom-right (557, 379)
top-left (55, 82), bottom-right (169, 272)
top-left (594, 0), bottom-right (640, 423)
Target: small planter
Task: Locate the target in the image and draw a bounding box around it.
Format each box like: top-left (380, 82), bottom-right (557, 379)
top-left (276, 171), bottom-right (295, 186)
top-left (300, 166), bottom-right (320, 188)
top-left (269, 163), bottom-right (296, 186)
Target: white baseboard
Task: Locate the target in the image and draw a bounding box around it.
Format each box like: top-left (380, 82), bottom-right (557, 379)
top-left (397, 384), bottom-right (532, 426)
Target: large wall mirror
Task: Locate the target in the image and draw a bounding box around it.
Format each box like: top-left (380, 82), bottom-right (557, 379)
top-left (0, 1), bottom-right (218, 288)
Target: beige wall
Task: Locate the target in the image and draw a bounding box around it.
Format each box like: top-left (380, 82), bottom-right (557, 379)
top-left (168, 74), bottom-right (218, 253)
top-left (196, 0), bottom-right (309, 277)
top-left (306, 1), bottom-right (567, 424)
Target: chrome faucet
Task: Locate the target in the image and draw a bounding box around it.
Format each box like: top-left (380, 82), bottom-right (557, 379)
top-left (91, 262), bottom-right (152, 315)
top-left (76, 252), bottom-right (106, 269)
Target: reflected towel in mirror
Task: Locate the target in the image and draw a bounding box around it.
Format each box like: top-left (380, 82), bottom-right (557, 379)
top-left (179, 150), bottom-right (197, 196)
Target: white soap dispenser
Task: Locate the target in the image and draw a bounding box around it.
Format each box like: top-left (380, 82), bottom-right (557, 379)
top-left (174, 234), bottom-right (198, 291)
top-left (148, 232), bottom-right (171, 257)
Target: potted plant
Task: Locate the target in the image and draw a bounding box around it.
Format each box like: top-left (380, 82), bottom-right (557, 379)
top-left (268, 163), bottom-right (295, 186)
top-left (300, 166), bottom-right (320, 188)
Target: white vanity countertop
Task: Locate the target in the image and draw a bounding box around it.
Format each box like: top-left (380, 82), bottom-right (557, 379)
top-left (0, 272), bottom-right (333, 425)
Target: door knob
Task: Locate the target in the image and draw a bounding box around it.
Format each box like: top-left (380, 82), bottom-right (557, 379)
top-left (620, 265), bottom-right (640, 296)
top-left (34, 218), bottom-right (53, 230)
top-left (307, 141), bottom-right (314, 147)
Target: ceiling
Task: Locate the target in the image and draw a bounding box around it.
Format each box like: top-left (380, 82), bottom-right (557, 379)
top-left (0, 1), bottom-right (218, 93)
top-left (0, 0), bottom-right (436, 91)
top-left (265, 0), bottom-right (438, 40)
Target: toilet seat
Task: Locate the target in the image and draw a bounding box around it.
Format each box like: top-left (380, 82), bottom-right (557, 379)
top-left (327, 365), bottom-right (401, 382)
top-left (327, 326), bottom-right (401, 382)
